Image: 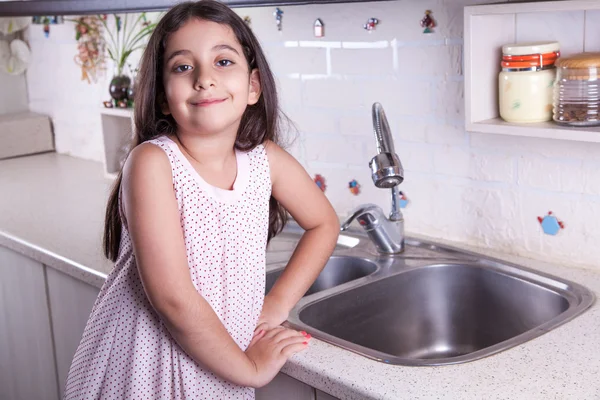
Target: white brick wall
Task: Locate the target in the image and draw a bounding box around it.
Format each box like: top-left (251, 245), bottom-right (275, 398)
top-left (21, 0), bottom-right (600, 270)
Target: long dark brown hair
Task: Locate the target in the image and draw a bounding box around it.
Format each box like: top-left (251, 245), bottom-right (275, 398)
top-left (104, 0), bottom-right (290, 261)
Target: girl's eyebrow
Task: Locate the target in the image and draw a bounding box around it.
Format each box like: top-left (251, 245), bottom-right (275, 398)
top-left (212, 44), bottom-right (240, 55)
top-left (166, 44), bottom-right (240, 63)
top-left (166, 49), bottom-right (192, 63)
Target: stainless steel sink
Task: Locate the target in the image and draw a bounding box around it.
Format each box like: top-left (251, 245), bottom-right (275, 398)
top-left (266, 256), bottom-right (377, 296)
top-left (267, 222), bottom-right (595, 366)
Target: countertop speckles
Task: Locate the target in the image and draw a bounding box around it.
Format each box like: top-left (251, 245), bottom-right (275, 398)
top-left (1, 152), bottom-right (599, 399)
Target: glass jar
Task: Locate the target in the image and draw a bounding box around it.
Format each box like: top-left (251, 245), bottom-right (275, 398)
top-left (498, 41), bottom-right (560, 123)
top-left (553, 52), bottom-right (600, 126)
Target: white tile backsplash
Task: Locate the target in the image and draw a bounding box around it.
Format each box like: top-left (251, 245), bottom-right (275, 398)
top-left (15, 0), bottom-right (600, 270)
top-left (516, 10), bottom-right (585, 56)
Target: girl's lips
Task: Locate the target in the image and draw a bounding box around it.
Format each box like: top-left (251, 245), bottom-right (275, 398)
top-left (191, 98), bottom-right (226, 107)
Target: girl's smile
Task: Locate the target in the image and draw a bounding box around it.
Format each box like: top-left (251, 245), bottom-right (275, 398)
top-left (189, 97), bottom-right (228, 107)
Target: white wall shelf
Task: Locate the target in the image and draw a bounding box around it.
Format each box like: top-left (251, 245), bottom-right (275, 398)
top-left (99, 107), bottom-right (134, 180)
top-left (464, 0), bottom-right (600, 143)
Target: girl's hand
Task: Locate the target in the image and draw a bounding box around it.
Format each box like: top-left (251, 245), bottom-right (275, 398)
top-left (253, 294), bottom-right (289, 336)
top-left (245, 327), bottom-right (311, 388)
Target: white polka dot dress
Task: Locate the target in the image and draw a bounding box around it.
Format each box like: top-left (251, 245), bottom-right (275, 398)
top-left (64, 135), bottom-right (271, 399)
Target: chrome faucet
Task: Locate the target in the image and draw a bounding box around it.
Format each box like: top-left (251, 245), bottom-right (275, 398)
top-left (341, 103), bottom-right (405, 254)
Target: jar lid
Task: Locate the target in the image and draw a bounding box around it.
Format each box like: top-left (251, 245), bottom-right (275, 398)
top-left (555, 52), bottom-right (600, 68)
top-left (502, 41), bottom-right (560, 56)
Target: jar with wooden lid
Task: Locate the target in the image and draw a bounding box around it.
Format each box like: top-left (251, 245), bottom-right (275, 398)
top-left (553, 52), bottom-right (600, 126)
top-left (499, 41), bottom-right (560, 123)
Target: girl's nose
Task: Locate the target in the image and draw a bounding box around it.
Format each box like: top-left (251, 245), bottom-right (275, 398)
top-left (194, 69), bottom-right (215, 90)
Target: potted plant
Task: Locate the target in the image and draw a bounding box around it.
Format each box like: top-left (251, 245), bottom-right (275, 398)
top-left (98, 13), bottom-right (157, 107)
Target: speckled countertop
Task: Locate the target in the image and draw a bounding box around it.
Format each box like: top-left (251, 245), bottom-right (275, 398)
top-left (1, 152), bottom-right (599, 400)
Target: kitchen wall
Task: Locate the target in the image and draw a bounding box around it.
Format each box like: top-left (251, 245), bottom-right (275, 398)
top-left (23, 0), bottom-right (600, 270)
top-left (0, 33), bottom-right (29, 115)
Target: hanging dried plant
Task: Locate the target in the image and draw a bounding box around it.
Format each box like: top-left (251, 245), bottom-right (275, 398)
top-left (68, 16), bottom-right (106, 83)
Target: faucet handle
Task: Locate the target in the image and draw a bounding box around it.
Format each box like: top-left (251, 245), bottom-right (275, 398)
top-left (340, 203), bottom-right (385, 231)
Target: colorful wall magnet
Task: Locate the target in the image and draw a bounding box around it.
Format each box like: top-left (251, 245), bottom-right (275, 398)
top-left (420, 10), bottom-right (436, 34)
top-left (348, 179), bottom-right (360, 195)
top-left (273, 8), bottom-right (284, 31)
top-left (399, 191), bottom-right (408, 208)
top-left (537, 211), bottom-right (565, 235)
top-left (314, 174), bottom-right (326, 192)
top-left (32, 15), bottom-right (64, 38)
top-left (364, 18), bottom-right (379, 32)
top-left (314, 18), bottom-right (324, 38)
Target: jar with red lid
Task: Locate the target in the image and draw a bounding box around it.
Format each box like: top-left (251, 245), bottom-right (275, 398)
top-left (499, 41), bottom-right (560, 123)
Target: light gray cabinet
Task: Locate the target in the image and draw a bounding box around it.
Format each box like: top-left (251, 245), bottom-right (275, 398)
top-left (46, 267), bottom-right (100, 397)
top-left (256, 372), bottom-right (316, 400)
top-left (0, 246), bottom-right (59, 400)
top-left (316, 389), bottom-right (340, 400)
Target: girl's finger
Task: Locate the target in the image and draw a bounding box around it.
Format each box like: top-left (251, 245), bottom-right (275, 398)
top-left (270, 328), bottom-right (305, 342)
top-left (248, 329), bottom-right (266, 348)
top-left (281, 341), bottom-right (310, 357)
top-left (253, 322), bottom-right (269, 337)
top-left (262, 325), bottom-right (287, 339)
top-left (276, 335), bottom-right (310, 352)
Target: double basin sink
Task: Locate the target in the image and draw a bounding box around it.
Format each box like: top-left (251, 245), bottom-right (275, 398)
top-left (265, 223), bottom-right (595, 366)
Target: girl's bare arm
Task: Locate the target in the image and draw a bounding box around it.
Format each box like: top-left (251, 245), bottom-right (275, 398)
top-left (258, 141), bottom-right (340, 327)
top-left (122, 143), bottom-right (306, 388)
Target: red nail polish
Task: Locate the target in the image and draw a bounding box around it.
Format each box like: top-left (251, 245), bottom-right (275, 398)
top-left (303, 341), bottom-right (308, 345)
top-left (301, 331), bottom-right (307, 336)
top-left (306, 334), bottom-right (312, 339)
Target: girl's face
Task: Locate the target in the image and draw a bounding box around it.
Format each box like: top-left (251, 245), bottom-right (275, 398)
top-left (161, 18), bottom-right (261, 137)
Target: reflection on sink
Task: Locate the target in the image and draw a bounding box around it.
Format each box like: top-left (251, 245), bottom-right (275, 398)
top-left (267, 232), bottom-right (360, 253)
top-left (266, 256), bottom-right (377, 296)
top-left (291, 262), bottom-right (594, 366)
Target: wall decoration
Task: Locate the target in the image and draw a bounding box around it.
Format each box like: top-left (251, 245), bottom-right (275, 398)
top-left (537, 211), bottom-right (565, 235)
top-left (0, 39), bottom-right (30, 75)
top-left (314, 18), bottom-right (324, 38)
top-left (0, 17), bottom-right (30, 35)
top-left (243, 16), bottom-right (251, 26)
top-left (70, 16), bottom-right (106, 83)
top-left (398, 191), bottom-right (409, 208)
top-left (273, 8), bottom-right (284, 31)
top-left (0, 17), bottom-right (31, 75)
top-left (314, 174), bottom-right (326, 192)
top-left (31, 15), bottom-right (63, 37)
top-left (420, 10), bottom-right (436, 34)
top-left (364, 18), bottom-right (379, 32)
top-left (348, 179), bottom-right (360, 195)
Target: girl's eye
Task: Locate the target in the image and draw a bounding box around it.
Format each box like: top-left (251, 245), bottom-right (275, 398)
top-left (174, 65), bottom-right (192, 73)
top-left (216, 59), bottom-right (233, 67)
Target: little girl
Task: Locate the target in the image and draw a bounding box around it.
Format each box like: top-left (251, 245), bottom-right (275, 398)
top-left (63, 1), bottom-right (340, 398)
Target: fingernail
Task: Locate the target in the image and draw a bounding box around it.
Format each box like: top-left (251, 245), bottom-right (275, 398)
top-left (306, 334), bottom-right (312, 339)
top-left (301, 331), bottom-right (307, 336)
top-left (303, 341), bottom-right (308, 345)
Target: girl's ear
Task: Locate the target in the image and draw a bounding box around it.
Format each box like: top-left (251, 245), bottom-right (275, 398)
top-left (247, 68), bottom-right (262, 106)
top-left (158, 92), bottom-right (171, 115)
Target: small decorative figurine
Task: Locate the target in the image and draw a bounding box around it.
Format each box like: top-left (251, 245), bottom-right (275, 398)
top-left (348, 179), bottom-right (360, 195)
top-left (314, 18), bottom-right (324, 38)
top-left (420, 10), bottom-right (436, 34)
top-left (314, 174), bottom-right (326, 192)
top-left (537, 211), bottom-right (565, 236)
top-left (103, 100), bottom-right (114, 108)
top-left (274, 8), bottom-right (284, 31)
top-left (398, 191), bottom-right (409, 208)
top-left (364, 18), bottom-right (379, 32)
top-left (31, 15), bottom-right (64, 38)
